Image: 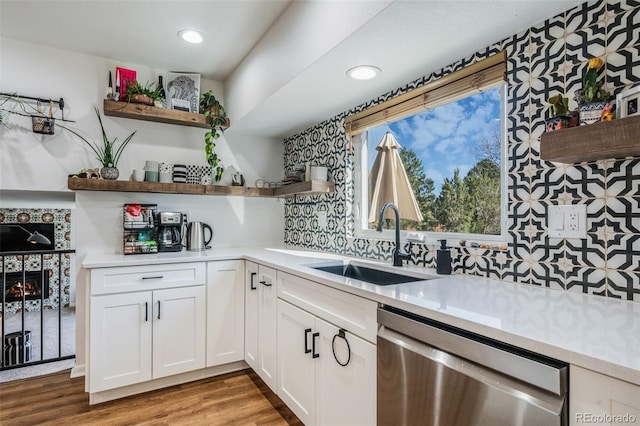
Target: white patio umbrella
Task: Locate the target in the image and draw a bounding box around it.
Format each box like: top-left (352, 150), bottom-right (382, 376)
top-left (368, 132), bottom-right (424, 224)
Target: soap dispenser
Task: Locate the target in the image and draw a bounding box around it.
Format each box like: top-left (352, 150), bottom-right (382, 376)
top-left (436, 239), bottom-right (452, 275)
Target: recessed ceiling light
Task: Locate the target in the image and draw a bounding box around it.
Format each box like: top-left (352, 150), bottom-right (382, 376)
top-left (178, 29), bottom-right (204, 44)
top-left (346, 65), bottom-right (381, 80)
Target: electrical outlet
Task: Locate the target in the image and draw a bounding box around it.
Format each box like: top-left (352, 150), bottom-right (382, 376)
top-left (548, 205), bottom-right (587, 239)
top-left (317, 210), bottom-right (327, 228)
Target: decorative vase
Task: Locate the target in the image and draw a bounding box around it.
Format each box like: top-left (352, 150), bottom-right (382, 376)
top-left (579, 101), bottom-right (610, 125)
top-left (101, 166), bottom-right (119, 180)
top-left (544, 115), bottom-right (571, 132)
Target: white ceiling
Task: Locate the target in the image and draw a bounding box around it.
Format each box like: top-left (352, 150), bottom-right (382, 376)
top-left (0, 0), bottom-right (583, 138)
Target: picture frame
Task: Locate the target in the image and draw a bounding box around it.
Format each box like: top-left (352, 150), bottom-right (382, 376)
top-left (616, 84), bottom-right (640, 119)
top-left (166, 72), bottom-right (201, 113)
top-left (171, 98), bottom-right (191, 112)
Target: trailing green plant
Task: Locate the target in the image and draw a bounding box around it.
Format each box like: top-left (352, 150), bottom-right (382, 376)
top-left (548, 94), bottom-right (569, 117)
top-left (64, 106), bottom-right (136, 168)
top-left (126, 80), bottom-right (164, 103)
top-left (199, 90), bottom-right (227, 182)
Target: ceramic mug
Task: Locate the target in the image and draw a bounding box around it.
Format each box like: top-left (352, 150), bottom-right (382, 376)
top-left (132, 169), bottom-right (145, 182)
top-left (159, 172), bottom-right (172, 183)
top-left (145, 170), bottom-right (159, 182)
top-left (145, 160), bottom-right (159, 172)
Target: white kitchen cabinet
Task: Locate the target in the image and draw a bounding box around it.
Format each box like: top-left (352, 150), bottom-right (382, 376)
top-left (277, 299), bottom-right (376, 426)
top-left (206, 260), bottom-right (245, 367)
top-left (244, 261), bottom-right (259, 370)
top-left (89, 291), bottom-right (152, 392)
top-left (277, 299), bottom-right (317, 425)
top-left (570, 365), bottom-right (640, 426)
top-left (244, 262), bottom-right (278, 391)
top-left (152, 286), bottom-right (206, 379)
top-left (89, 285), bottom-right (205, 393)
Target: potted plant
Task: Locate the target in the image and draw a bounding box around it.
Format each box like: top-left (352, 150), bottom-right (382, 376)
top-left (126, 80), bottom-right (164, 106)
top-left (64, 106), bottom-right (137, 180)
top-left (199, 90), bottom-right (227, 182)
top-left (575, 57), bottom-right (612, 125)
top-left (545, 94), bottom-right (571, 132)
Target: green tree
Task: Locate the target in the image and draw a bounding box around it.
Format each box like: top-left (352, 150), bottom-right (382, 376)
top-left (399, 147), bottom-right (437, 230)
top-left (464, 158), bottom-right (501, 235)
top-left (434, 169), bottom-right (471, 232)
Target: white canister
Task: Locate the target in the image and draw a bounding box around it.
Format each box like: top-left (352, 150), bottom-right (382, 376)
top-left (310, 165), bottom-right (328, 181)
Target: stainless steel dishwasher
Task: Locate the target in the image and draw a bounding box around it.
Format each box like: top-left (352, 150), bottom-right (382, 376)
top-left (377, 306), bottom-right (568, 426)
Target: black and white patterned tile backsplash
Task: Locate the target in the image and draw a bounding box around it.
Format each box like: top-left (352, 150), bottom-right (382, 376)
top-left (283, 0), bottom-right (640, 303)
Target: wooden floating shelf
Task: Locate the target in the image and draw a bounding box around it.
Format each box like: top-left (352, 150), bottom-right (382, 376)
top-left (273, 180), bottom-right (335, 197)
top-left (103, 99), bottom-right (230, 129)
top-left (540, 115), bottom-right (640, 163)
top-left (68, 178), bottom-right (334, 198)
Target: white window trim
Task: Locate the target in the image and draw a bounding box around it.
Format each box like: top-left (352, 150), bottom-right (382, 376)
top-left (350, 85), bottom-right (508, 247)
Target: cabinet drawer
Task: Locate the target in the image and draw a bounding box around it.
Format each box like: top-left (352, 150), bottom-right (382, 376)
top-left (277, 271), bottom-right (377, 343)
top-left (91, 262), bottom-right (206, 295)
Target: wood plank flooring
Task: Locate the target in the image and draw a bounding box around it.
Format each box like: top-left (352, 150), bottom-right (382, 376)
top-left (0, 368), bottom-right (302, 426)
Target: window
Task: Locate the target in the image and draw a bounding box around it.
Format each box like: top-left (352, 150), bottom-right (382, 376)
top-left (348, 54), bottom-right (507, 242)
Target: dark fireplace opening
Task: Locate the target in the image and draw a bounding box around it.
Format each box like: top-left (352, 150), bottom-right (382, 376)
top-left (3, 271), bottom-right (50, 302)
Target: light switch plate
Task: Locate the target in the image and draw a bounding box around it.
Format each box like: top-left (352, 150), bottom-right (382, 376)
top-left (548, 205), bottom-right (587, 239)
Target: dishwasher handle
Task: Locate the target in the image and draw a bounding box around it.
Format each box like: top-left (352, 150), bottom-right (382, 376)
top-left (378, 326), bottom-right (565, 417)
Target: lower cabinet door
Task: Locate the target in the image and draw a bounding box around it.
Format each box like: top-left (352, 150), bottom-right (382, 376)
top-left (152, 286), bottom-right (206, 379)
top-left (206, 260), bottom-right (245, 367)
top-left (277, 299), bottom-right (316, 426)
top-left (315, 317), bottom-right (376, 426)
top-left (244, 261), bottom-right (259, 370)
top-left (89, 291), bottom-right (152, 392)
top-left (258, 265), bottom-right (278, 390)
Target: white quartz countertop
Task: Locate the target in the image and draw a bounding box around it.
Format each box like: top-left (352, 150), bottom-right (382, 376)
top-left (82, 247), bottom-right (640, 386)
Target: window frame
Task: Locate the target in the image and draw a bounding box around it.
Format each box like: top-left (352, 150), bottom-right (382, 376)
top-left (350, 76), bottom-right (508, 246)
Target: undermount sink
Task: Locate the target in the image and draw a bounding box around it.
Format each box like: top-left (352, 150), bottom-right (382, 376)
top-left (309, 262), bottom-right (427, 286)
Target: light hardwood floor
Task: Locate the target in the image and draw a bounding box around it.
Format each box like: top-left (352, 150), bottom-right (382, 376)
top-left (0, 368), bottom-right (302, 425)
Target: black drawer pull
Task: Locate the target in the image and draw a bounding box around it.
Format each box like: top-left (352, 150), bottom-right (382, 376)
top-left (142, 275), bottom-right (164, 280)
top-left (312, 332), bottom-right (320, 359)
top-left (304, 328), bottom-right (312, 354)
top-left (260, 280), bottom-right (272, 287)
top-left (250, 272), bottom-right (257, 290)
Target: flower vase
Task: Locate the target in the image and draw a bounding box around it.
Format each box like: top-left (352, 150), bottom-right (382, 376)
top-left (544, 115), bottom-right (571, 132)
top-left (101, 166), bottom-right (119, 180)
top-left (579, 102), bottom-right (610, 125)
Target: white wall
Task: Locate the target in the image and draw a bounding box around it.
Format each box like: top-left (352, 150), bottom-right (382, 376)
top-left (1, 37), bottom-right (285, 372)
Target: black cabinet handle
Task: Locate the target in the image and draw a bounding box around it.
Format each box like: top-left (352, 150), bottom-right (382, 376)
top-left (304, 328), bottom-right (312, 354)
top-left (260, 280), bottom-right (272, 287)
top-left (312, 332), bottom-right (320, 359)
top-left (145, 302), bottom-right (148, 322)
top-left (250, 272), bottom-right (257, 290)
top-left (157, 300), bottom-right (161, 320)
top-left (142, 275), bottom-right (164, 280)
top-left (332, 329), bottom-right (351, 367)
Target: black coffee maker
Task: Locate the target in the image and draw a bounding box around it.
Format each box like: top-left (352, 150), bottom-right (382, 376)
top-left (156, 211), bottom-right (185, 252)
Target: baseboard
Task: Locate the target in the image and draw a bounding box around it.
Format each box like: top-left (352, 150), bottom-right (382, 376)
top-left (88, 361), bottom-right (248, 405)
top-left (70, 363), bottom-right (85, 378)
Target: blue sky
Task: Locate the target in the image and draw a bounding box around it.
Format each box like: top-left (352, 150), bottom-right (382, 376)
top-left (367, 86), bottom-right (502, 195)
